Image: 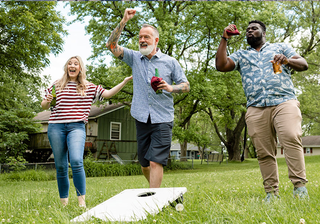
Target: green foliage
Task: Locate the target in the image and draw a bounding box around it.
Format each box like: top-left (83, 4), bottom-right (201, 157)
top-left (83, 156), bottom-right (142, 177)
top-left (0, 2), bottom-right (66, 70)
top-left (164, 159), bottom-right (192, 171)
top-left (297, 73), bottom-right (320, 135)
top-left (70, 1), bottom-right (320, 160)
top-left (0, 108), bottom-right (42, 163)
top-left (0, 159), bottom-right (191, 182)
top-left (285, 2), bottom-right (320, 136)
top-left (0, 2), bottom-right (67, 163)
top-left (69, 1), bottom-right (292, 162)
top-left (83, 154), bottom-right (192, 177)
top-left (0, 169), bottom-right (56, 181)
top-left (5, 156), bottom-right (27, 172)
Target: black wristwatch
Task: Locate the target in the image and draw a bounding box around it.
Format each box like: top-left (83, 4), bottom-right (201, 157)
top-left (221, 36), bottom-right (228, 41)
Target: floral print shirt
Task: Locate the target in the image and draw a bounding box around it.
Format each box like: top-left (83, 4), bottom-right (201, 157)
top-left (229, 42), bottom-right (297, 108)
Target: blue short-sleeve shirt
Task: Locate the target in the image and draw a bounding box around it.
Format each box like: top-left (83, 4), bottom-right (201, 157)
top-left (122, 48), bottom-right (188, 124)
top-left (229, 42), bottom-right (297, 108)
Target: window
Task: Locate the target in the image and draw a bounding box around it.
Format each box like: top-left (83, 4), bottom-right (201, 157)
top-left (306, 148), bottom-right (310, 154)
top-left (110, 122), bottom-right (121, 140)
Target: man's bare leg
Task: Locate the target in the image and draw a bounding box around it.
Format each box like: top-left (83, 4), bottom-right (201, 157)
top-left (141, 166), bottom-right (150, 184)
top-left (141, 162), bottom-right (163, 188)
top-left (149, 161), bottom-right (163, 188)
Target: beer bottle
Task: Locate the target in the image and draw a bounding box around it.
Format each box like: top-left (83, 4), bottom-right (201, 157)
top-left (50, 85), bottom-right (56, 107)
top-left (155, 68), bottom-right (162, 94)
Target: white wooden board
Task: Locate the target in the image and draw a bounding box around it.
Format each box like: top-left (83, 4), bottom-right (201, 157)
top-left (71, 187), bottom-right (187, 222)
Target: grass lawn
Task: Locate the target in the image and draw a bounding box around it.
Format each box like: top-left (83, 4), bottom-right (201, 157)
top-left (0, 156), bottom-right (319, 223)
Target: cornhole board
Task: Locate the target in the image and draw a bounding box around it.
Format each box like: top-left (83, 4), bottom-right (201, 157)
top-left (71, 187), bottom-right (187, 222)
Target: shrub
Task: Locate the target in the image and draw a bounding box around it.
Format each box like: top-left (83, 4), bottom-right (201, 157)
top-left (6, 156), bottom-right (27, 172)
top-left (84, 161), bottom-right (142, 178)
top-left (164, 159), bottom-right (192, 171)
top-left (83, 154), bottom-right (142, 177)
top-left (1, 169), bottom-right (56, 181)
top-left (83, 153), bottom-right (192, 177)
top-left (1, 154), bottom-right (192, 182)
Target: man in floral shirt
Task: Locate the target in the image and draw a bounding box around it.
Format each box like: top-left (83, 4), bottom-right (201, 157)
top-left (216, 20), bottom-right (309, 202)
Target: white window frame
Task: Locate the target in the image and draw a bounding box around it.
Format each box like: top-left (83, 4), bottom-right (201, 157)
top-left (110, 122), bottom-right (121, 140)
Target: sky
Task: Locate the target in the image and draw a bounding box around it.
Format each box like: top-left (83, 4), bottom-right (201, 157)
top-left (41, 2), bottom-right (104, 84)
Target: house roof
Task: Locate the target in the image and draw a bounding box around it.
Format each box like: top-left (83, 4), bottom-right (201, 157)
top-left (301, 136), bottom-right (320, 146)
top-left (34, 103), bottom-right (126, 122)
top-left (170, 142), bottom-right (217, 152)
top-left (171, 143), bottom-right (199, 151)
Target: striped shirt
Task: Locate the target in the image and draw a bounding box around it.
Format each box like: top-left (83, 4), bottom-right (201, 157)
top-left (45, 81), bottom-right (105, 123)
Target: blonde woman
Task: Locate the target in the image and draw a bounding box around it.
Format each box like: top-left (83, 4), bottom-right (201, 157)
top-left (41, 56), bottom-right (132, 207)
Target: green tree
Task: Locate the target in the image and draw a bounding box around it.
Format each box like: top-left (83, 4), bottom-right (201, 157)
top-left (0, 2), bottom-right (66, 163)
top-left (70, 1), bottom-right (320, 161)
top-left (283, 2), bottom-right (320, 136)
top-left (188, 112), bottom-right (222, 164)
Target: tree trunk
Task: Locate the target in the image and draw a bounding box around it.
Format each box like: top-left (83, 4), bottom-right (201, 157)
top-left (207, 109), bottom-right (246, 162)
top-left (198, 146), bottom-right (205, 164)
top-left (180, 141), bottom-right (188, 162)
top-left (227, 138), bottom-right (241, 161)
top-left (244, 147), bottom-right (249, 159)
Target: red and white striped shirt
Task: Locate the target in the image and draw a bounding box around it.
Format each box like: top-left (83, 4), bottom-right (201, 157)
top-left (45, 81), bottom-right (105, 123)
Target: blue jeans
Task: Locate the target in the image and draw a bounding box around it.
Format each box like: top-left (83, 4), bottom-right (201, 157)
top-left (47, 122), bottom-right (86, 198)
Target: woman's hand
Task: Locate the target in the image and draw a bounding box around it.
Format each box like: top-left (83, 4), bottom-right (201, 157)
top-left (46, 94), bottom-right (53, 103)
top-left (124, 76), bottom-right (133, 83)
top-left (41, 94), bottom-right (53, 110)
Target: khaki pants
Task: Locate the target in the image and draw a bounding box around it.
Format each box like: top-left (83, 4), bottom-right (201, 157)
top-left (245, 100), bottom-right (308, 193)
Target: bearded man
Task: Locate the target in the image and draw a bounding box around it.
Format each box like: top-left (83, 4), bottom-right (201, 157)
top-left (106, 8), bottom-right (190, 188)
top-left (216, 20), bottom-right (309, 202)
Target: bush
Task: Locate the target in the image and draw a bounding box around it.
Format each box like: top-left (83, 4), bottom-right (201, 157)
top-left (0, 169), bottom-right (56, 181)
top-left (83, 154), bottom-right (192, 177)
top-left (6, 156), bottom-right (27, 172)
top-left (0, 155), bottom-right (192, 182)
top-left (164, 159), bottom-right (193, 171)
top-left (83, 155), bottom-right (142, 178)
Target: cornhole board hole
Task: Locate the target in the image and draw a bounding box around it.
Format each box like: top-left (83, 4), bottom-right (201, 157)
top-left (71, 187), bottom-right (187, 222)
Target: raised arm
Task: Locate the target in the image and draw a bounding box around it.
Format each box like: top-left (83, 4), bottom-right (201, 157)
top-left (101, 76), bottom-right (132, 99)
top-left (106, 8), bottom-right (136, 60)
top-left (215, 24), bottom-right (236, 72)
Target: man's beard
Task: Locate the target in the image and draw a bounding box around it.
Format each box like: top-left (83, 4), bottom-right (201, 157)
top-left (139, 42), bottom-right (155, 56)
top-left (247, 34), bottom-right (263, 47)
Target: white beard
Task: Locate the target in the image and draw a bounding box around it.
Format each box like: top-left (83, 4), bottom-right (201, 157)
top-left (139, 43), bottom-right (155, 56)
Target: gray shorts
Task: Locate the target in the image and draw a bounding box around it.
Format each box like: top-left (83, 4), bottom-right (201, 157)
top-left (135, 117), bottom-right (173, 167)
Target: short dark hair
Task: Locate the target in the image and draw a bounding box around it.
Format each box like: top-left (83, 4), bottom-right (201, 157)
top-left (248, 20), bottom-right (266, 32)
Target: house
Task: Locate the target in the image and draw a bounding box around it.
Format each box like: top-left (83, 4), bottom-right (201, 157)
top-left (26, 103), bottom-right (137, 162)
top-left (170, 143), bottom-right (198, 160)
top-left (276, 136), bottom-right (320, 158)
top-left (170, 142), bottom-right (218, 160)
